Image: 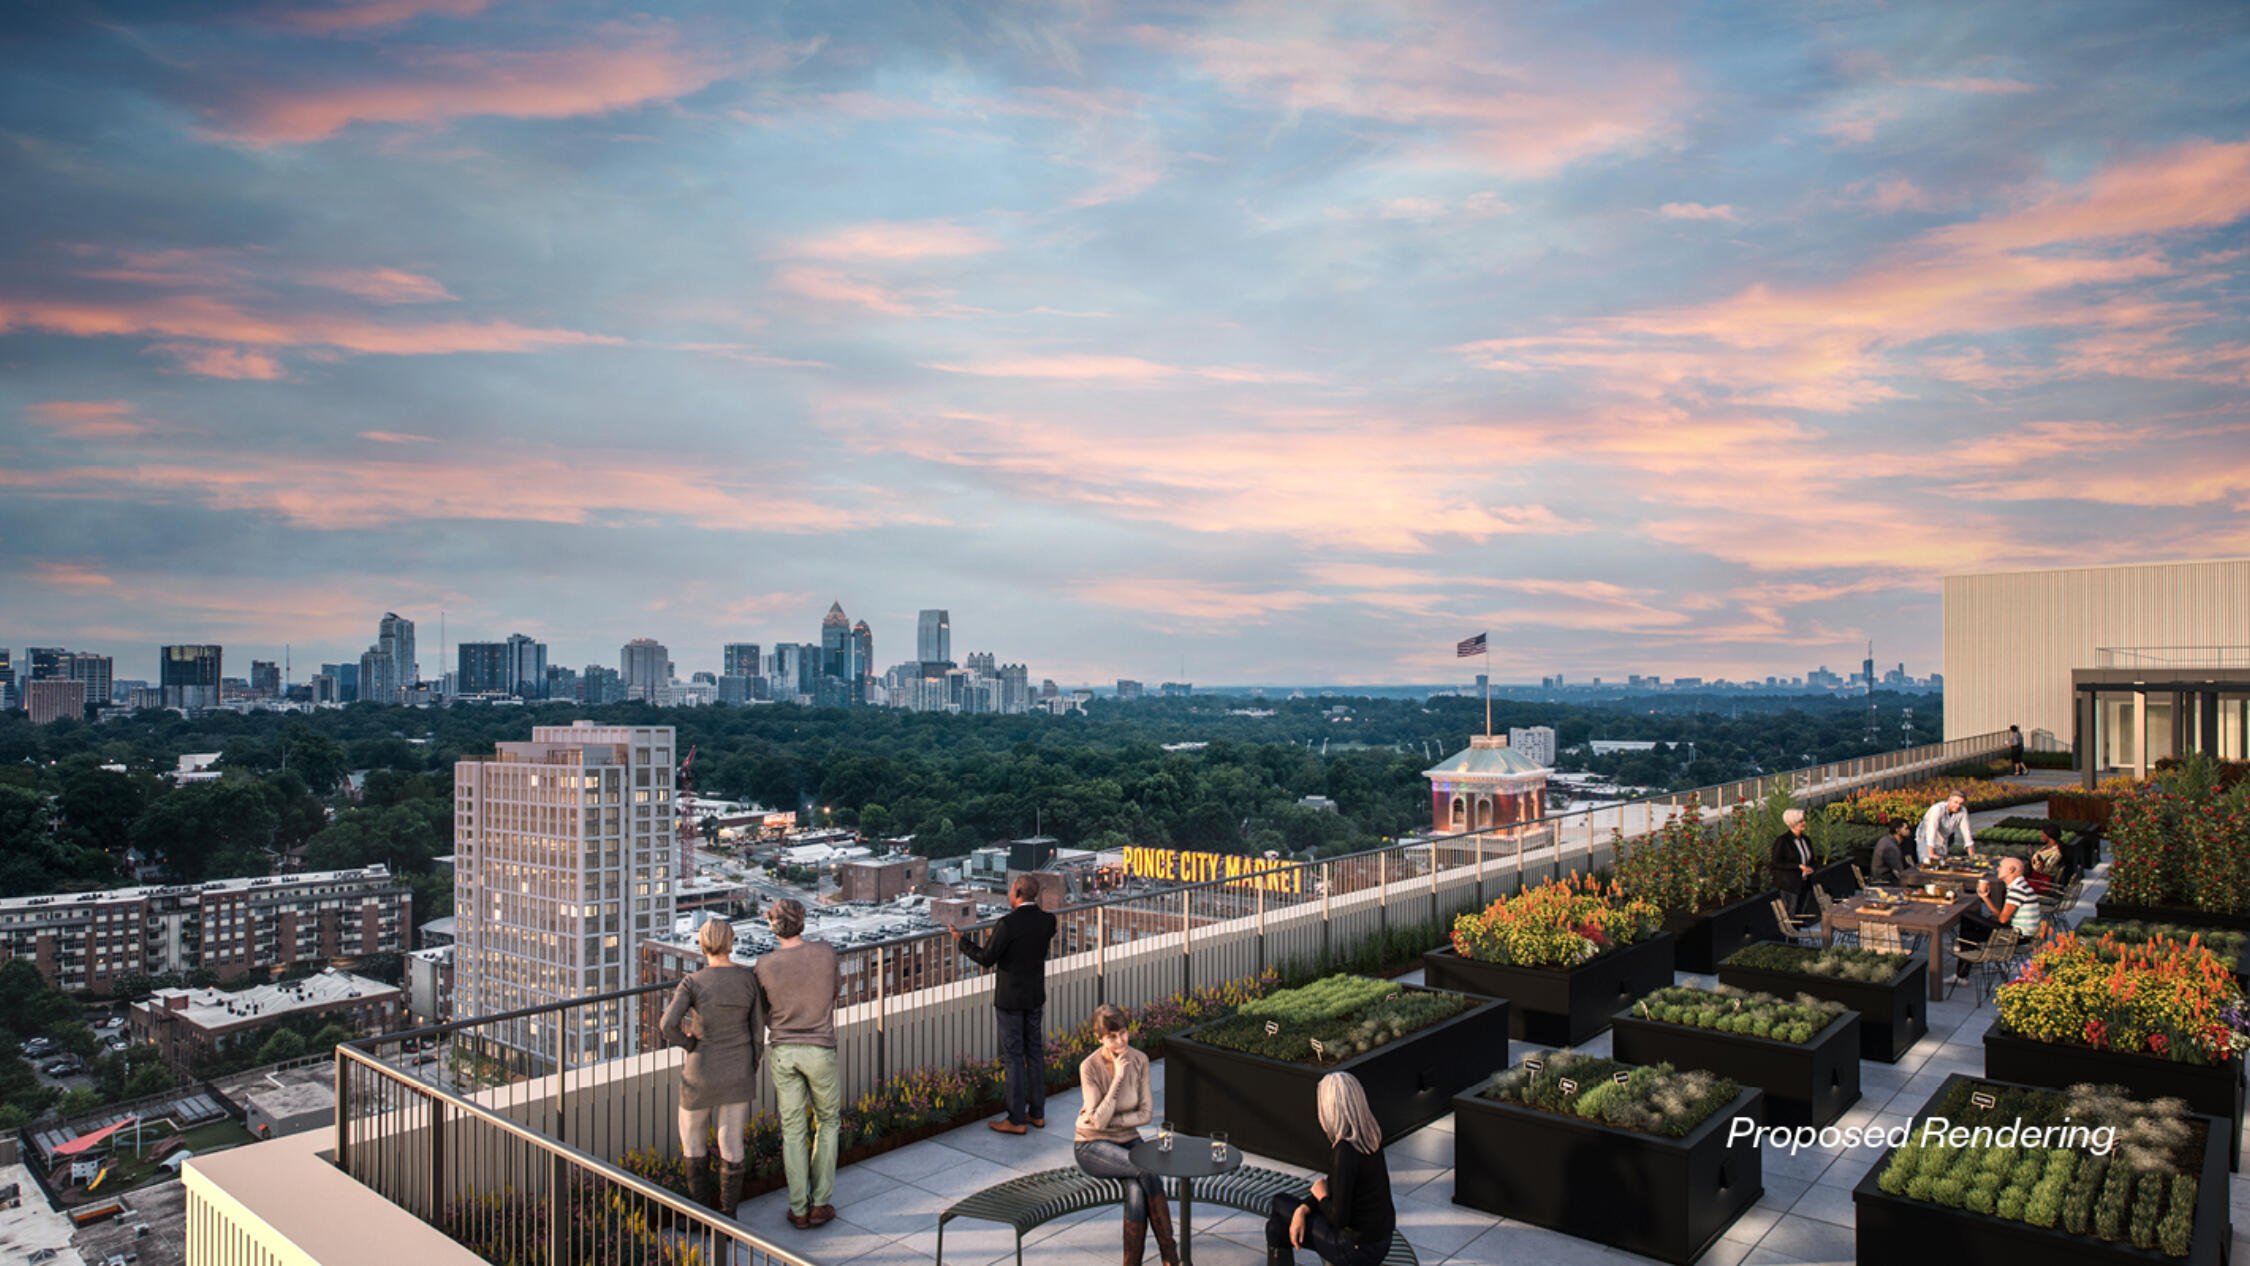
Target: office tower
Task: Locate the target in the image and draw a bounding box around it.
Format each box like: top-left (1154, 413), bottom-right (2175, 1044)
top-left (581, 664), bottom-right (625, 705)
top-left (454, 722), bottom-right (677, 1063)
top-left (1507, 726), bottom-right (1558, 767)
top-left (1116, 679), bottom-right (1143, 700)
top-left (722, 643), bottom-right (761, 680)
top-left (851, 620), bottom-right (874, 699)
top-left (820, 602), bottom-right (851, 685)
top-left (26, 679), bottom-right (86, 725)
top-left (769, 644), bottom-right (807, 701)
top-left (63, 652), bottom-right (113, 706)
top-left (507, 633), bottom-right (547, 699)
top-left (457, 642), bottom-right (512, 695)
top-left (0, 649), bottom-right (12, 710)
top-left (320, 662), bottom-right (360, 703)
top-left (1000, 663), bottom-right (1030, 713)
top-left (161, 644), bottom-right (223, 711)
top-left (309, 673), bottom-right (339, 704)
top-left (546, 664), bottom-right (579, 700)
top-left (917, 609), bottom-right (951, 666)
top-left (27, 647), bottom-right (67, 681)
top-left (251, 660), bottom-right (281, 697)
top-left (360, 646), bottom-right (396, 705)
top-left (965, 651), bottom-right (995, 676)
top-left (378, 613), bottom-right (416, 700)
top-left (620, 638), bottom-right (669, 701)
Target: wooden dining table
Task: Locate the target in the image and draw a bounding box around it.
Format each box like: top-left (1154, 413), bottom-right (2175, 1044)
top-left (1901, 865), bottom-right (1991, 896)
top-left (1822, 890), bottom-right (1980, 1000)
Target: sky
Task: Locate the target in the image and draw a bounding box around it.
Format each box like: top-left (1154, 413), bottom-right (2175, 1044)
top-left (3, 1), bottom-right (2248, 688)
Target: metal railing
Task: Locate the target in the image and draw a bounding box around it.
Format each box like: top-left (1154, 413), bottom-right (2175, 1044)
top-left (2096, 646), bottom-right (2250, 668)
top-left (333, 727), bottom-right (2013, 1262)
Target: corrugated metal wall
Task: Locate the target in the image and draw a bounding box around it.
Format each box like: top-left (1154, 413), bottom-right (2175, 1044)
top-left (1942, 559), bottom-right (2250, 741)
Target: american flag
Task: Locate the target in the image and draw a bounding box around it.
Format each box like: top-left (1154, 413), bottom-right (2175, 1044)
top-left (1457, 632), bottom-right (1487, 657)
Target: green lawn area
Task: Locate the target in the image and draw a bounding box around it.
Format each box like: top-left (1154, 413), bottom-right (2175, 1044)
top-left (84, 1118), bottom-right (257, 1195)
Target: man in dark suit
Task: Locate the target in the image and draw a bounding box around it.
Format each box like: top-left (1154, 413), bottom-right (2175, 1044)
top-left (950, 873), bottom-right (1059, 1134)
top-left (1770, 808), bottom-right (1817, 917)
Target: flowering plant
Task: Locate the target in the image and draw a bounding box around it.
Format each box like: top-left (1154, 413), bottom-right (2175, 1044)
top-left (1614, 801), bottom-right (1766, 914)
top-left (1451, 873), bottom-right (1661, 967)
top-left (1995, 930), bottom-right (2250, 1066)
top-left (1839, 775), bottom-right (2038, 826)
top-left (2109, 772), bottom-right (2250, 914)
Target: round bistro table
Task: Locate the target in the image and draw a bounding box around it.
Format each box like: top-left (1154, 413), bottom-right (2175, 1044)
top-left (1129, 1132), bottom-right (1244, 1266)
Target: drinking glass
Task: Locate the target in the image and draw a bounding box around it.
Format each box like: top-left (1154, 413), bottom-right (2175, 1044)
top-left (1210, 1132), bottom-right (1229, 1164)
top-left (1158, 1120), bottom-right (1174, 1153)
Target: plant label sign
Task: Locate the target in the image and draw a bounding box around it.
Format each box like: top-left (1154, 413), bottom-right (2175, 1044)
top-left (1970, 1091), bottom-right (1997, 1111)
top-left (1613, 1071), bottom-right (1631, 1086)
top-left (1524, 1057), bottom-right (1544, 1074)
top-left (1264, 1021), bottom-right (1279, 1037)
top-left (1558, 1077), bottom-right (1579, 1095)
top-left (1309, 1038), bottom-right (1326, 1058)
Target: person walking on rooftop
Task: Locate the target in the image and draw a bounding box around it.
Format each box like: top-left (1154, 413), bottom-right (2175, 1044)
top-left (754, 897), bottom-right (842, 1230)
top-left (1917, 791), bottom-right (1974, 865)
top-left (2008, 725), bottom-right (2028, 776)
top-left (950, 873), bottom-right (1058, 1134)
top-left (659, 918), bottom-right (765, 1217)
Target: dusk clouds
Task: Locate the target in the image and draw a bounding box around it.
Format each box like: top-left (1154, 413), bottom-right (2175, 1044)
top-left (2, 0), bottom-right (2248, 685)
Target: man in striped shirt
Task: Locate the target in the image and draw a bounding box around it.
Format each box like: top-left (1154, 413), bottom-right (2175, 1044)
top-left (1951, 856), bottom-right (2041, 982)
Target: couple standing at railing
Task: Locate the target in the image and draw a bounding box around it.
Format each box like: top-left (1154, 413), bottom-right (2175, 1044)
top-left (659, 896), bottom-right (841, 1230)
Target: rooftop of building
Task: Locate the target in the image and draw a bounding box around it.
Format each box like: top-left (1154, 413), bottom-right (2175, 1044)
top-left (1422, 732), bottom-right (1549, 779)
top-left (0, 864), bottom-right (397, 914)
top-left (243, 1080), bottom-right (335, 1120)
top-left (139, 968), bottom-right (396, 1029)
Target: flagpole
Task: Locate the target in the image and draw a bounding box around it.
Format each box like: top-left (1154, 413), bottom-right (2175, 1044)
top-left (1483, 644), bottom-right (1492, 738)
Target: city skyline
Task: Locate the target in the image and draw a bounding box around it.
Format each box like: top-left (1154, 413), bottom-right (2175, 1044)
top-left (4, 3), bottom-right (2249, 684)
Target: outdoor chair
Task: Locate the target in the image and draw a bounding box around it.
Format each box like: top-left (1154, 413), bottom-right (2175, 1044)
top-left (1770, 896), bottom-right (1824, 948)
top-left (1948, 926), bottom-right (2023, 1004)
top-left (1859, 919), bottom-right (1917, 956)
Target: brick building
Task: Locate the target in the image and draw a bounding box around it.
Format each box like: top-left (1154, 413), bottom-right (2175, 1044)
top-left (130, 969), bottom-right (403, 1072)
top-left (840, 856), bottom-right (929, 904)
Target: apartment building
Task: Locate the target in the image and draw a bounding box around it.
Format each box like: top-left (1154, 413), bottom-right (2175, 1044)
top-left (131, 968), bottom-right (403, 1072)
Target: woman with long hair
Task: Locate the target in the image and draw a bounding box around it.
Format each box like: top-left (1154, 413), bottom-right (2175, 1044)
top-left (1266, 1072), bottom-right (1393, 1266)
top-left (1072, 1004), bottom-right (1178, 1266)
top-left (658, 918), bottom-right (765, 1215)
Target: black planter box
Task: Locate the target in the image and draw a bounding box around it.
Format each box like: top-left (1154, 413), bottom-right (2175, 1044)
top-left (1661, 890), bottom-right (1784, 975)
top-left (1612, 1006), bottom-right (1860, 1127)
top-left (1422, 934), bottom-right (1676, 1047)
top-left (1452, 1076), bottom-right (1764, 1265)
top-left (2092, 899), bottom-right (2250, 937)
top-left (1811, 860), bottom-right (1860, 900)
top-left (1854, 1073), bottom-right (2232, 1266)
top-left (1984, 1027), bottom-right (2245, 1170)
top-left (1715, 953), bottom-right (1927, 1063)
top-left (1164, 990), bottom-right (1510, 1172)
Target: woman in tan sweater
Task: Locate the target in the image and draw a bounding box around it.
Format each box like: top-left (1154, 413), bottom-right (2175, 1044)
top-left (1074, 1005), bottom-right (1179, 1266)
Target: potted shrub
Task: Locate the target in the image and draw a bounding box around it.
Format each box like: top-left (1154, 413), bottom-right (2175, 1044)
top-left (1610, 983), bottom-right (1860, 1127)
top-left (2092, 772), bottom-right (2250, 935)
top-left (1988, 930), bottom-right (2250, 1170)
top-left (1717, 942), bottom-right (1927, 1062)
top-left (1855, 1075), bottom-right (2231, 1265)
top-left (1422, 874), bottom-right (1673, 1046)
top-left (1611, 798), bottom-right (1784, 974)
top-left (1453, 1048), bottom-right (1762, 1265)
top-left (1163, 974), bottom-right (1509, 1171)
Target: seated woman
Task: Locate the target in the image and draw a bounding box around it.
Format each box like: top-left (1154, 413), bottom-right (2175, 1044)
top-left (2026, 825), bottom-right (2069, 894)
top-left (1267, 1072), bottom-right (1393, 1266)
top-left (1072, 1005), bottom-right (1177, 1266)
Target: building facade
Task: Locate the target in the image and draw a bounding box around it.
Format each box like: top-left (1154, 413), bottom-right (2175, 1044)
top-left (131, 969), bottom-right (402, 1072)
top-left (722, 642), bottom-right (761, 680)
top-left (1507, 725), bottom-right (1558, 768)
top-left (161, 643), bottom-right (223, 711)
top-left (620, 638), bottom-right (669, 701)
top-left (378, 612), bottom-right (417, 701)
top-left (1943, 559), bottom-right (2250, 779)
top-left (917, 608), bottom-right (951, 666)
top-left (0, 865), bottom-right (411, 995)
top-left (64, 651), bottom-right (113, 707)
top-left (453, 722), bottom-right (677, 1064)
top-left (25, 678), bottom-right (86, 725)
top-left (1423, 734), bottom-right (1550, 833)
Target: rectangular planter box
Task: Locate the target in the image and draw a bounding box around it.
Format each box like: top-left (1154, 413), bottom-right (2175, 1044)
top-left (1984, 1027), bottom-right (2245, 1171)
top-left (1810, 860), bottom-right (1860, 900)
top-left (1452, 1076), bottom-right (1764, 1265)
top-left (1611, 1006), bottom-right (1860, 1128)
top-left (1422, 934), bottom-right (1676, 1047)
top-left (1854, 1072), bottom-right (2231, 1266)
top-left (2091, 899), bottom-right (2250, 937)
top-left (1715, 953), bottom-right (1927, 1063)
top-left (1662, 890), bottom-right (1784, 975)
top-left (1163, 990), bottom-right (1510, 1172)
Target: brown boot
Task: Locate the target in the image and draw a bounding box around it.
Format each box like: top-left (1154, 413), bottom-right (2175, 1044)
top-left (688, 1155), bottom-right (717, 1211)
top-left (716, 1160), bottom-right (745, 1217)
top-left (1123, 1218), bottom-right (1149, 1266)
top-left (1146, 1194), bottom-right (1180, 1266)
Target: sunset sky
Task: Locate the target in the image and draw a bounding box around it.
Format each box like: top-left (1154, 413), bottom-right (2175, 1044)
top-left (4, 1), bottom-right (2248, 687)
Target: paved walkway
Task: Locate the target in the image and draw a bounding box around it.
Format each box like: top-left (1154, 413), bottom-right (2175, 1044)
top-left (727, 830), bottom-right (2250, 1266)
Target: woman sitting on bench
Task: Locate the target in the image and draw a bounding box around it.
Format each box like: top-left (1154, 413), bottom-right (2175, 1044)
top-left (1073, 1004), bottom-right (1178, 1266)
top-left (1267, 1072), bottom-right (1394, 1266)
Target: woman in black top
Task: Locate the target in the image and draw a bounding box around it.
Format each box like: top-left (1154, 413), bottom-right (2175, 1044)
top-left (1266, 1072), bottom-right (1393, 1266)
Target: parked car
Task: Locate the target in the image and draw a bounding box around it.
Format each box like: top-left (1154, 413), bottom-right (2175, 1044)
top-left (22, 1038), bottom-right (55, 1058)
top-left (42, 1058), bottom-right (84, 1077)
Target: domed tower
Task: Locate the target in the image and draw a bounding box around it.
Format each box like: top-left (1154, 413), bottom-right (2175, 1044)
top-left (1423, 734), bottom-right (1550, 833)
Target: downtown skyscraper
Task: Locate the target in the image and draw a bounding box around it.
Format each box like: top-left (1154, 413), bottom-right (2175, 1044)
top-left (453, 722), bottom-right (677, 1063)
top-left (917, 609), bottom-right (951, 666)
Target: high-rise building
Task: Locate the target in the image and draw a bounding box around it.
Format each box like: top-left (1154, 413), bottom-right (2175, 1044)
top-left (27, 647), bottom-right (67, 681)
top-left (1116, 679), bottom-right (1143, 700)
top-left (320, 662), bottom-right (360, 703)
top-left (26, 679), bottom-right (86, 725)
top-left (378, 613), bottom-right (417, 701)
top-left (546, 664), bottom-right (580, 700)
top-left (851, 620), bottom-right (874, 701)
top-left (63, 652), bottom-right (113, 706)
top-left (580, 664), bottom-right (625, 705)
top-left (620, 638), bottom-right (669, 701)
top-left (722, 643), bottom-right (761, 680)
top-left (457, 642), bottom-right (513, 695)
top-left (161, 644), bottom-right (223, 711)
top-left (1000, 663), bottom-right (1030, 713)
top-left (1507, 726), bottom-right (1558, 768)
top-left (820, 602), bottom-right (852, 685)
top-left (508, 633), bottom-right (547, 699)
top-left (454, 722), bottom-right (677, 1064)
top-left (251, 660), bottom-right (281, 697)
top-left (917, 609), bottom-right (951, 666)
top-left (0, 649), bottom-right (13, 711)
top-left (359, 646), bottom-right (396, 706)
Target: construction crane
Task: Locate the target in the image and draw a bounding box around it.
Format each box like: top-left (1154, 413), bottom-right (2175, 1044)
top-left (677, 744), bottom-right (699, 882)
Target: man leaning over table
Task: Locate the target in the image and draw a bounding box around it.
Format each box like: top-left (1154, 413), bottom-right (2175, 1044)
top-left (1916, 791), bottom-right (1974, 865)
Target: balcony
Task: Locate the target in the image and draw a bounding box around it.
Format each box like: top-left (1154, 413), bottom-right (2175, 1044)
top-left (187, 730), bottom-right (2178, 1266)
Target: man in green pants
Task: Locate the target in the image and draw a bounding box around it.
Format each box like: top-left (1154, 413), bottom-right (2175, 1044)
top-left (754, 898), bottom-right (842, 1229)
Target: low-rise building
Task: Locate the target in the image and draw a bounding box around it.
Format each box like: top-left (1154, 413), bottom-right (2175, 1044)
top-left (840, 856), bottom-right (928, 904)
top-left (404, 945), bottom-right (454, 1025)
top-left (244, 1080), bottom-right (337, 1140)
top-left (130, 969), bottom-right (402, 1072)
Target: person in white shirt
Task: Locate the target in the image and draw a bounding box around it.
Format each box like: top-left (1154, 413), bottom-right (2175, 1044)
top-left (1917, 792), bottom-right (1973, 864)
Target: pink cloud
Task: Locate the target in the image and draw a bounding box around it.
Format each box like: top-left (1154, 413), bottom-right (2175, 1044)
top-left (201, 29), bottom-right (744, 144)
top-left (921, 354), bottom-right (1318, 384)
top-left (787, 221), bottom-right (999, 263)
top-left (1072, 577), bottom-right (1328, 624)
top-left (147, 343), bottom-right (287, 380)
top-left (770, 267), bottom-right (918, 317)
top-left (33, 561), bottom-right (117, 592)
top-left (1659, 202), bottom-right (1738, 221)
top-left (299, 266), bottom-right (455, 303)
top-left (260, 0), bottom-right (491, 34)
top-left (24, 400), bottom-right (151, 438)
top-left (359, 430), bottom-right (437, 443)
